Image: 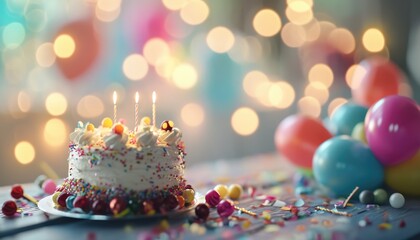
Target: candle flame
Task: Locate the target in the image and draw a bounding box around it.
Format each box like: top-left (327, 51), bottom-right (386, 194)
top-left (135, 91), bottom-right (139, 103)
top-left (152, 91), bottom-right (156, 103)
top-left (113, 91), bottom-right (117, 104)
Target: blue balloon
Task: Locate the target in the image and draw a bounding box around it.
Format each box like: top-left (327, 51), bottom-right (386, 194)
top-left (313, 136), bottom-right (384, 197)
top-left (330, 102), bottom-right (368, 135)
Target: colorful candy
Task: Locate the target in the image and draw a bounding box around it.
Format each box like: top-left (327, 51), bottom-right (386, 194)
top-left (102, 117), bottom-right (113, 128)
top-left (183, 189), bottom-right (195, 204)
top-left (195, 203), bottom-right (210, 220)
top-left (163, 194), bottom-right (179, 211)
top-left (57, 193), bottom-right (72, 208)
top-left (66, 195), bottom-right (76, 210)
top-left (109, 197), bottom-right (127, 215)
top-left (52, 192), bottom-right (61, 206)
top-left (389, 193), bottom-right (405, 209)
top-left (359, 190), bottom-right (374, 204)
top-left (114, 124), bottom-right (124, 135)
top-left (10, 185), bottom-right (38, 205)
top-left (214, 184), bottom-right (228, 199)
top-left (228, 184), bottom-right (243, 200)
top-left (92, 199), bottom-right (108, 215)
top-left (373, 189), bottom-right (388, 205)
top-left (217, 200), bottom-right (235, 218)
top-left (160, 120), bottom-right (174, 131)
top-left (73, 196), bottom-right (91, 212)
top-left (86, 123), bottom-right (95, 132)
top-left (2, 200), bottom-right (18, 217)
top-left (42, 179), bottom-right (57, 195)
top-left (205, 190), bottom-right (221, 207)
top-left (176, 195), bottom-right (185, 209)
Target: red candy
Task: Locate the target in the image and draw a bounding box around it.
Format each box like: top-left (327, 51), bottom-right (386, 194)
top-left (73, 196), bottom-right (91, 212)
top-left (2, 200), bottom-right (18, 217)
top-left (11, 185), bottom-right (24, 199)
top-left (205, 190), bottom-right (221, 207)
top-left (92, 200), bottom-right (108, 215)
top-left (57, 193), bottom-right (72, 208)
top-left (163, 194), bottom-right (179, 211)
top-left (217, 200), bottom-right (235, 218)
top-left (195, 203), bottom-right (210, 220)
top-left (109, 197), bottom-right (127, 215)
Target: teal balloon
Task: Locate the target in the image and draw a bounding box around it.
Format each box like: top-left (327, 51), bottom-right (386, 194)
top-left (202, 53), bottom-right (242, 110)
top-left (330, 102), bottom-right (368, 135)
top-left (313, 136), bottom-right (384, 197)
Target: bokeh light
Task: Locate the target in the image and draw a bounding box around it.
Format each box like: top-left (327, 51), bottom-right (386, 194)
top-left (181, 103), bottom-right (205, 127)
top-left (231, 107), bottom-right (259, 136)
top-left (206, 26), bottom-right (235, 53)
top-left (243, 70), bottom-right (270, 98)
top-left (14, 141), bottom-right (35, 165)
top-left (17, 91), bottom-right (31, 113)
top-left (95, 2), bottom-right (121, 22)
top-left (44, 118), bottom-right (67, 147)
top-left (308, 64), bottom-right (334, 88)
top-left (123, 54), bottom-right (149, 81)
top-left (180, 0), bottom-right (209, 25)
top-left (253, 9), bottom-right (282, 37)
top-left (304, 82), bottom-right (329, 105)
top-left (54, 34), bottom-right (76, 58)
top-left (285, 6), bottom-right (313, 25)
top-left (328, 28), bottom-right (355, 54)
top-left (2, 22), bottom-right (26, 49)
top-left (347, 64), bottom-right (367, 90)
top-left (97, 0), bottom-right (121, 12)
top-left (155, 56), bottom-right (178, 80)
top-left (77, 95), bottom-right (105, 119)
top-left (45, 92), bottom-right (68, 116)
top-left (281, 23), bottom-right (306, 48)
top-left (172, 63), bottom-right (198, 89)
top-left (143, 38), bottom-right (170, 66)
top-left (298, 96), bottom-right (321, 117)
top-left (163, 0), bottom-right (186, 11)
top-left (303, 20), bottom-right (321, 42)
top-left (288, 0), bottom-right (312, 12)
top-left (328, 97), bottom-right (348, 117)
top-left (36, 42), bottom-right (56, 67)
top-left (362, 28), bottom-right (385, 52)
top-left (25, 9), bottom-right (47, 32)
top-left (268, 81), bottom-right (296, 109)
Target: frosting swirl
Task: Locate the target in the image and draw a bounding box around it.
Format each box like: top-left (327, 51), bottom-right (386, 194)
top-left (158, 128), bottom-right (182, 145)
top-left (136, 126), bottom-right (158, 147)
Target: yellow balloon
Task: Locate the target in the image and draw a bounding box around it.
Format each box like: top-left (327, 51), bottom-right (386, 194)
top-left (385, 150), bottom-right (420, 197)
top-left (351, 122), bottom-right (367, 144)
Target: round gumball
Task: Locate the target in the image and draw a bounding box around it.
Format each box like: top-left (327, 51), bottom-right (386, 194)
top-left (2, 200), bottom-right (18, 217)
top-left (42, 179), bottom-right (57, 195)
top-left (275, 115), bottom-right (333, 169)
top-left (227, 184), bottom-right (243, 200)
top-left (92, 199), bottom-right (108, 215)
top-left (214, 184), bottom-right (228, 199)
top-left (373, 189), bottom-right (388, 205)
top-left (330, 102), bottom-right (368, 136)
top-left (389, 193), bottom-right (405, 208)
top-left (385, 151), bottom-right (420, 197)
top-left (359, 190), bottom-right (374, 204)
top-left (109, 197), bottom-right (127, 215)
top-left (163, 194), bottom-right (179, 211)
top-left (183, 189), bottom-right (195, 204)
top-left (351, 122), bottom-right (367, 144)
top-left (11, 185), bottom-right (24, 199)
top-left (205, 190), bottom-right (221, 207)
top-left (57, 193), bottom-right (71, 208)
top-left (365, 95), bottom-right (420, 166)
top-left (52, 192), bottom-right (61, 205)
top-left (73, 196), bottom-right (90, 212)
top-left (195, 203), bottom-right (210, 220)
top-left (217, 200), bottom-right (235, 218)
top-left (313, 136), bottom-right (384, 197)
top-left (351, 57), bottom-right (401, 107)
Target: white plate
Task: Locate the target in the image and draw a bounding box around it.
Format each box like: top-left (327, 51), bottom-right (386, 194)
top-left (38, 195), bottom-right (199, 221)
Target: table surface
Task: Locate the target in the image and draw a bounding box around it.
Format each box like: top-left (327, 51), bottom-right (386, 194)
top-left (1, 153), bottom-right (420, 240)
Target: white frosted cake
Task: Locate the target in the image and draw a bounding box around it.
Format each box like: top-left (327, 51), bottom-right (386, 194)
top-left (55, 117), bottom-right (195, 215)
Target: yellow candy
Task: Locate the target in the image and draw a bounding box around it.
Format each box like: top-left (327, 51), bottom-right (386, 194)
top-left (141, 117), bottom-right (151, 126)
top-left (183, 189), bottom-right (195, 204)
top-left (228, 184), bottom-right (243, 200)
top-left (86, 123), bottom-right (95, 132)
top-left (52, 191), bottom-right (61, 206)
top-left (214, 184), bottom-right (228, 199)
top-left (102, 117), bottom-right (113, 128)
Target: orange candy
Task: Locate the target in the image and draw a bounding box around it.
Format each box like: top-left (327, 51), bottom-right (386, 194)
top-left (177, 195), bottom-right (185, 209)
top-left (114, 124), bottom-right (124, 135)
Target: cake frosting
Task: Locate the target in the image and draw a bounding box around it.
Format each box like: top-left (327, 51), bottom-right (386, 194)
top-left (55, 117), bottom-right (193, 216)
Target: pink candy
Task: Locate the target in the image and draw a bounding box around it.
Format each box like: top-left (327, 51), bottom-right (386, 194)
top-left (217, 200), bottom-right (235, 218)
top-left (42, 179), bottom-right (57, 195)
top-left (205, 190), bottom-right (221, 207)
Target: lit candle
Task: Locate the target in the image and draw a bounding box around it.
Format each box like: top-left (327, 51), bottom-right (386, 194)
top-left (135, 91), bottom-right (139, 131)
top-left (152, 91), bottom-right (156, 127)
top-left (113, 91), bottom-right (117, 124)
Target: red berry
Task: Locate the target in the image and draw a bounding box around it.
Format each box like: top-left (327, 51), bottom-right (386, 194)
top-left (2, 200), bottom-right (18, 217)
top-left (109, 197), bottom-right (127, 215)
top-left (195, 203), bottom-right (210, 220)
top-left (92, 200), bottom-right (108, 215)
top-left (11, 185), bottom-right (24, 199)
top-left (57, 193), bottom-right (71, 208)
top-left (73, 196), bottom-right (91, 212)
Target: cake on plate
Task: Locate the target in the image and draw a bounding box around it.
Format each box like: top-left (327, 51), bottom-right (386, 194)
top-left (54, 117), bottom-right (195, 216)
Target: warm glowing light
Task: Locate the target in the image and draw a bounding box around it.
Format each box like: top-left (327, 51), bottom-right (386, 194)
top-left (152, 91), bottom-right (156, 103)
top-left (281, 22), bottom-right (306, 48)
top-left (181, 103), bottom-right (205, 127)
top-left (298, 96), bottom-right (321, 117)
top-left (345, 64), bottom-right (365, 89)
top-left (77, 95), bottom-right (104, 118)
top-left (155, 56), bottom-right (178, 79)
top-left (2, 22), bottom-right (26, 49)
top-left (44, 118), bottom-right (67, 147)
top-left (143, 38), bottom-right (170, 66)
top-left (243, 70), bottom-right (270, 98)
top-left (304, 82), bottom-right (329, 105)
top-left (304, 20), bottom-right (321, 42)
top-left (36, 42), bottom-right (56, 67)
top-left (97, 0), bottom-right (121, 12)
top-left (255, 81), bottom-right (272, 107)
top-left (180, 0), bottom-right (209, 25)
top-left (54, 34), bottom-right (76, 58)
top-left (362, 28), bottom-right (385, 52)
top-left (288, 0), bottom-right (312, 12)
top-left (95, 4), bottom-right (121, 22)
top-left (231, 107), bottom-right (259, 136)
top-left (328, 98), bottom-right (348, 117)
top-left (287, 0), bottom-right (313, 7)
top-left (172, 63), bottom-right (198, 89)
top-left (268, 81), bottom-right (296, 109)
top-left (162, 0), bottom-right (186, 10)
top-left (45, 92), bottom-right (68, 116)
top-left (135, 92), bottom-right (139, 103)
top-left (15, 141), bottom-right (35, 164)
top-left (113, 91), bottom-right (117, 105)
top-left (253, 9), bottom-right (282, 37)
top-left (328, 28), bottom-right (355, 54)
top-left (285, 6), bottom-right (313, 25)
top-left (308, 64), bottom-right (334, 88)
top-left (206, 26), bottom-right (235, 53)
top-left (123, 54), bottom-right (149, 81)
top-left (17, 91), bottom-right (31, 113)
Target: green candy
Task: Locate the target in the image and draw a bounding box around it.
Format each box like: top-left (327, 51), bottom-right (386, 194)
top-left (374, 189), bottom-right (388, 205)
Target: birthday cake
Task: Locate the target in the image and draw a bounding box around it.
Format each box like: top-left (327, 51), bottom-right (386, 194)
top-left (55, 117), bottom-right (195, 216)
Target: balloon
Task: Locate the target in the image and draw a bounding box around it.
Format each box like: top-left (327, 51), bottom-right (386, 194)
top-left (313, 136), bottom-right (384, 197)
top-left (385, 151), bottom-right (420, 197)
top-left (351, 122), bottom-right (367, 144)
top-left (330, 102), bottom-right (368, 135)
top-left (365, 95), bottom-right (420, 166)
top-left (275, 115), bottom-right (333, 169)
top-left (351, 57), bottom-right (402, 107)
top-left (55, 19), bottom-right (100, 80)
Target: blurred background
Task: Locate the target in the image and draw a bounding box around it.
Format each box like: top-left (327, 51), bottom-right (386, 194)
top-left (1, 0), bottom-right (419, 185)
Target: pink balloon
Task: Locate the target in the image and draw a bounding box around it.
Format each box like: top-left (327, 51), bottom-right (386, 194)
top-left (365, 95), bottom-right (420, 166)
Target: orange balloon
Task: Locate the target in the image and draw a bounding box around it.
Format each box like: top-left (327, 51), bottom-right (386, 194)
top-left (385, 150), bottom-right (420, 197)
top-left (55, 19), bottom-right (100, 80)
top-left (351, 57), bottom-right (401, 107)
top-left (274, 115), bottom-right (333, 169)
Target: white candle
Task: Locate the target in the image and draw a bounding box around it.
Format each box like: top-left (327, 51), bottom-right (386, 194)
top-left (135, 91), bottom-right (139, 131)
top-left (152, 91), bottom-right (156, 127)
top-left (113, 91), bottom-right (117, 124)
